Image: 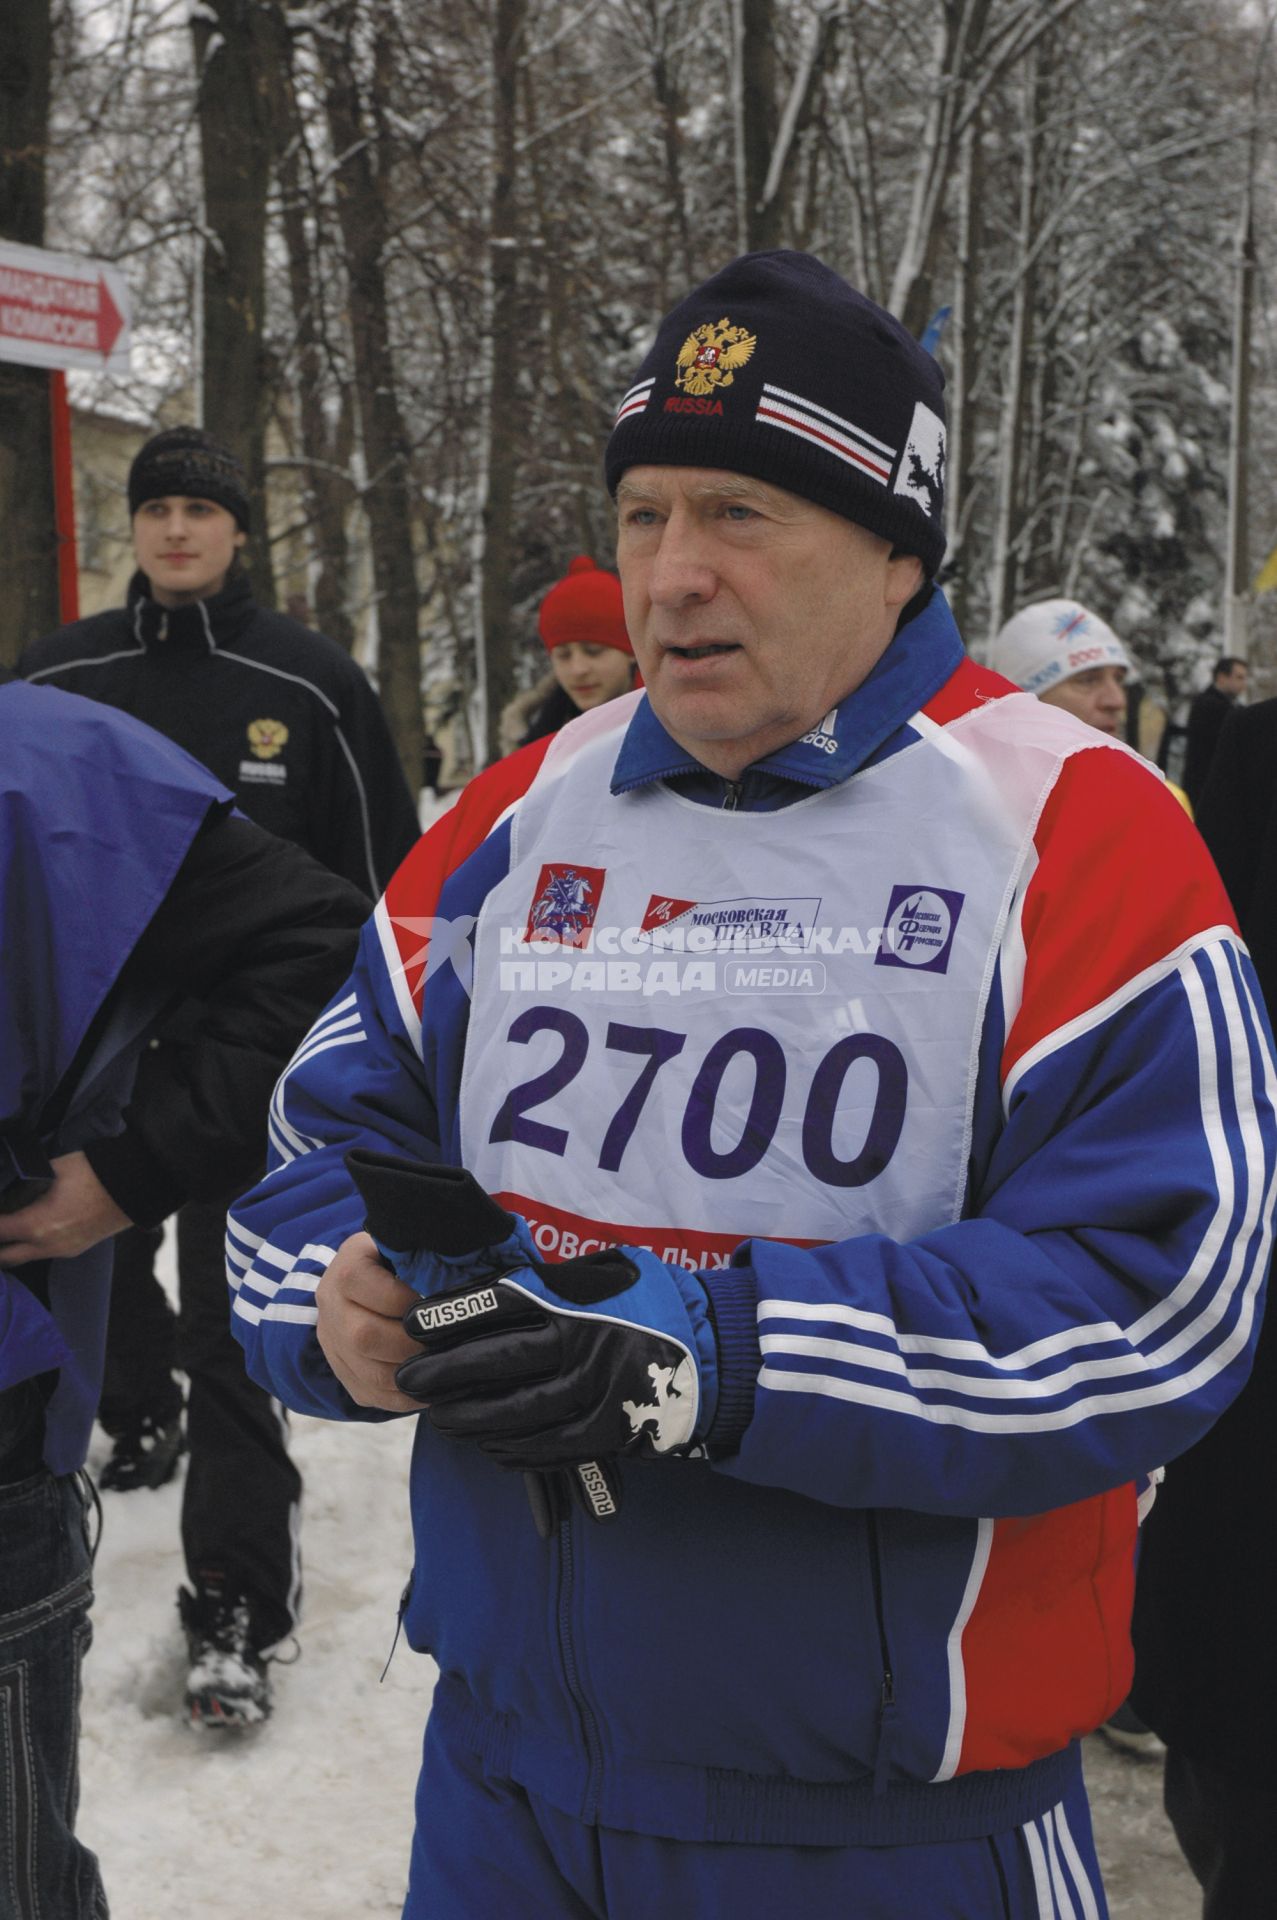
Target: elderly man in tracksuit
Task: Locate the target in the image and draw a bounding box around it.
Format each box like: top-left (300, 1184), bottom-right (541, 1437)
top-left (228, 253), bottom-right (1275, 1918)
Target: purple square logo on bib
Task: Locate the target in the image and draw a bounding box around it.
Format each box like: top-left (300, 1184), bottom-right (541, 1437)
top-left (876, 885), bottom-right (965, 973)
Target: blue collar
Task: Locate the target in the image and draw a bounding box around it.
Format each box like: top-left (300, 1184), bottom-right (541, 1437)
top-left (610, 589), bottom-right (965, 799)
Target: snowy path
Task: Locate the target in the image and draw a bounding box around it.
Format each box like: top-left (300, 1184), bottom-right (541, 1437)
top-left (81, 1410), bottom-right (428, 1917)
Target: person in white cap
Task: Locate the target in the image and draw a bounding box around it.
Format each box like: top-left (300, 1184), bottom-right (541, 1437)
top-left (989, 599), bottom-right (1133, 737)
top-left (991, 597), bottom-right (1192, 818)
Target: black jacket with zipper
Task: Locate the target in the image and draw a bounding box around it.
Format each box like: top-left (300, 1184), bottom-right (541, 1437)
top-left (1130, 696), bottom-right (1277, 1779)
top-left (21, 568), bottom-right (420, 897)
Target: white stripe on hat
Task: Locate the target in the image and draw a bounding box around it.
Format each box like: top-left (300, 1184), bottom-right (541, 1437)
top-left (614, 378), bottom-right (655, 424)
top-left (756, 385), bottom-right (893, 483)
top-left (763, 383), bottom-right (897, 456)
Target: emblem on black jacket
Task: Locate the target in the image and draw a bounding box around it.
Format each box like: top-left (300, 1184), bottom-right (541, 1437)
top-left (247, 718), bottom-right (289, 760)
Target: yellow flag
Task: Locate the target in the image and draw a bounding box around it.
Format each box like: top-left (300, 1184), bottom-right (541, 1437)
top-left (1254, 544), bottom-right (1277, 595)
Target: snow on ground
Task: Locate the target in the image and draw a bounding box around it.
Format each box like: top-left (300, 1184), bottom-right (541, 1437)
top-left (78, 1238), bottom-right (1201, 1920)
top-left (1086, 1737), bottom-right (1198, 1919)
top-left (81, 1409), bottom-right (428, 1918)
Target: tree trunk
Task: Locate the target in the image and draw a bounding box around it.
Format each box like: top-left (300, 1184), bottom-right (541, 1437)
top-left (315, 3), bottom-right (425, 788)
top-left (191, 1), bottom-right (278, 605)
top-left (523, 67), bottom-right (598, 556)
top-left (272, 13), bottom-right (356, 650)
top-left (0, 0), bottom-right (58, 665)
top-left (889, 0), bottom-right (993, 339)
top-left (987, 45), bottom-right (1043, 638)
top-left (735, 0), bottom-right (778, 252)
top-left (1225, 192), bottom-right (1256, 656)
top-left (754, 4), bottom-right (834, 253)
top-left (831, 30), bottom-right (887, 302)
top-left (649, 17), bottom-right (694, 287)
top-left (943, 110), bottom-right (983, 637)
top-left (474, 0), bottom-right (527, 767)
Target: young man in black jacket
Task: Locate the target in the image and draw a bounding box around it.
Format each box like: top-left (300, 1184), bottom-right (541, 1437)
top-left (19, 428), bottom-right (420, 1725)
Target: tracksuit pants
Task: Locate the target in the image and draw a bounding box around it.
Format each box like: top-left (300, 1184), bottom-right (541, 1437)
top-left (404, 1706), bottom-right (1108, 1920)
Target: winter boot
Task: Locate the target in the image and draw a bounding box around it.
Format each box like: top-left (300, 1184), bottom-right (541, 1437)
top-left (179, 1581), bottom-right (272, 1729)
top-left (98, 1410), bottom-right (186, 1492)
top-left (1098, 1698), bottom-right (1166, 1759)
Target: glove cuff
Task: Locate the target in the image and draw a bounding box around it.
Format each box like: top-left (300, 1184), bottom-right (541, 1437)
top-left (700, 1262), bottom-right (761, 1453)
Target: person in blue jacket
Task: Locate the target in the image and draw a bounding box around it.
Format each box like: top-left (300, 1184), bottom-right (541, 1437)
top-left (0, 678), bottom-right (365, 1916)
top-left (229, 254), bottom-right (1275, 1919)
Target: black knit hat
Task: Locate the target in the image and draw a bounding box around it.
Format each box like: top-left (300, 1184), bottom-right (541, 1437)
top-left (128, 427), bottom-right (251, 532)
top-left (605, 251), bottom-right (947, 576)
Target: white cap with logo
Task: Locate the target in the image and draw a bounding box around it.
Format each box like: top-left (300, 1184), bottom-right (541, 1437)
top-left (990, 600), bottom-right (1134, 697)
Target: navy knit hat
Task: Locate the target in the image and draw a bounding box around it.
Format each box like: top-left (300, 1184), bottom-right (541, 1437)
top-left (128, 427), bottom-right (251, 532)
top-left (605, 251), bottom-right (947, 576)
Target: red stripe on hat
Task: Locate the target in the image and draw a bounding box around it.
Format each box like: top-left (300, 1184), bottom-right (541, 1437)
top-left (755, 404), bottom-right (892, 481)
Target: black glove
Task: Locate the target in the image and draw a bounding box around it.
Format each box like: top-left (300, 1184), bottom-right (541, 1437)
top-left (346, 1151), bottom-right (682, 1531)
top-left (396, 1241), bottom-right (716, 1470)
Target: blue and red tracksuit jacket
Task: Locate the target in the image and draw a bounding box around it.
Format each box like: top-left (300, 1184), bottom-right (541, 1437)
top-left (229, 591), bottom-right (1275, 1846)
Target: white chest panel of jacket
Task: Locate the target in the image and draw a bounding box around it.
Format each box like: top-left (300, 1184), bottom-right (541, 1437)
top-left (459, 693), bottom-right (1107, 1266)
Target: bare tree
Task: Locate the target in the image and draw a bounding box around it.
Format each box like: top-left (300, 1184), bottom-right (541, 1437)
top-left (311, 0), bottom-right (425, 787)
top-left (472, 0), bottom-right (529, 763)
top-left (191, 0), bottom-right (281, 603)
top-left (271, 7), bottom-right (357, 650)
top-left (941, 109), bottom-right (984, 633)
top-left (986, 35), bottom-right (1046, 633)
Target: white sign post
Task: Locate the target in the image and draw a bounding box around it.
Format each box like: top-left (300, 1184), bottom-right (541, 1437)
top-left (0, 237), bottom-right (131, 374)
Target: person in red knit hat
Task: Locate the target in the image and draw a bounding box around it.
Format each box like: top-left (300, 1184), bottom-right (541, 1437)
top-left (502, 555), bottom-right (638, 750)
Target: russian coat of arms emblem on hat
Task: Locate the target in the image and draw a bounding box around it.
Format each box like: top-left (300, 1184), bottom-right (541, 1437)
top-left (675, 318), bottom-right (757, 397)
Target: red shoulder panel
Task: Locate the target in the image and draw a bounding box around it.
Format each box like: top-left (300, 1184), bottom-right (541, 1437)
top-left (921, 658), bottom-right (1018, 728)
top-left (1002, 746), bottom-right (1236, 1083)
top-left (380, 736), bottom-right (554, 1018)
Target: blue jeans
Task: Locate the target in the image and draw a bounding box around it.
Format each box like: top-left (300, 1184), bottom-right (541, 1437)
top-left (0, 1470), bottom-right (107, 1919)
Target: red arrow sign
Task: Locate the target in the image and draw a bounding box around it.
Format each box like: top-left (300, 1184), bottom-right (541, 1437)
top-left (0, 262), bottom-right (125, 360)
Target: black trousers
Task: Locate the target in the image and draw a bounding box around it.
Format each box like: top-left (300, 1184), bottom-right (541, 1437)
top-left (98, 1199), bottom-right (301, 1648)
top-left (1163, 1748), bottom-right (1276, 1919)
